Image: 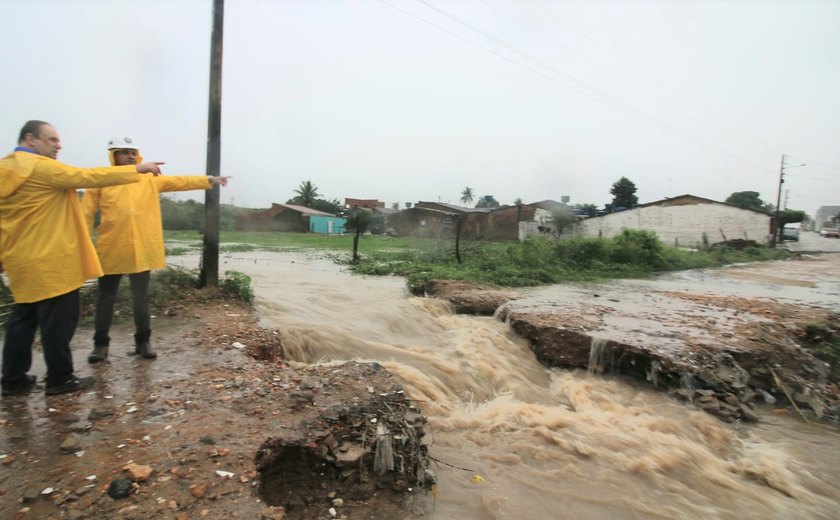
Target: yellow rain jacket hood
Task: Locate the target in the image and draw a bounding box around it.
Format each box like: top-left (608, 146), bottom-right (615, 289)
top-left (0, 150), bottom-right (140, 303)
top-left (82, 150), bottom-right (212, 275)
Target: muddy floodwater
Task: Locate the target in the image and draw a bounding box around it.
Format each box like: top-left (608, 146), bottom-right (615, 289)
top-left (170, 251), bottom-right (840, 519)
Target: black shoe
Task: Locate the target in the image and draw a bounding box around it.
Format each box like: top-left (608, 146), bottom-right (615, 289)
top-left (88, 345), bottom-right (109, 364)
top-left (135, 341), bottom-right (157, 359)
top-left (45, 376), bottom-right (94, 396)
top-left (2, 375), bottom-right (37, 396)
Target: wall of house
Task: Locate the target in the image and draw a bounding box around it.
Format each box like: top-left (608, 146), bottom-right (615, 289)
top-left (385, 208), bottom-right (453, 238)
top-left (310, 216), bottom-right (347, 234)
top-left (815, 205), bottom-right (840, 229)
top-left (345, 198), bottom-right (384, 209)
top-left (519, 208), bottom-right (557, 240)
top-left (272, 211), bottom-right (309, 233)
top-left (237, 216), bottom-right (274, 232)
top-left (568, 203), bottom-right (770, 247)
top-left (481, 205), bottom-right (534, 240)
top-left (236, 208), bottom-right (283, 231)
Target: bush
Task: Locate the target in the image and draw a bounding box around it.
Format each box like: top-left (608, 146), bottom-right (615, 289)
top-left (610, 229), bottom-right (665, 269)
top-left (222, 270), bottom-right (255, 304)
top-left (349, 229), bottom-right (791, 288)
top-left (554, 237), bottom-right (611, 268)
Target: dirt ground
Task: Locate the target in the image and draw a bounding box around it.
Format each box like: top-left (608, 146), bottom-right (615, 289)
top-left (0, 297), bottom-right (431, 520)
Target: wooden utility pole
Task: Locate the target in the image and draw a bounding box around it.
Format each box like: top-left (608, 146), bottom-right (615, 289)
top-left (200, 0), bottom-right (224, 287)
top-left (454, 215), bottom-right (462, 264)
top-left (772, 154), bottom-right (785, 248)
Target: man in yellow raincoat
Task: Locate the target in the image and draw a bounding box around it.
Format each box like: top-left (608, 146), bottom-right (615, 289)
top-left (83, 135), bottom-right (229, 363)
top-left (0, 121), bottom-right (164, 397)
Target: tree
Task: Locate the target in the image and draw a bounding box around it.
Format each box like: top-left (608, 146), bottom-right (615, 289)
top-left (573, 203), bottom-right (599, 218)
top-left (344, 210), bottom-right (372, 263)
top-left (310, 197), bottom-right (342, 215)
top-left (159, 196), bottom-right (235, 231)
top-left (475, 195), bottom-right (500, 208)
top-left (290, 180), bottom-right (320, 207)
top-left (778, 209), bottom-right (806, 228)
top-left (610, 177), bottom-right (638, 208)
top-left (725, 191), bottom-right (767, 212)
top-left (551, 208), bottom-right (578, 235)
top-left (460, 187), bottom-right (474, 206)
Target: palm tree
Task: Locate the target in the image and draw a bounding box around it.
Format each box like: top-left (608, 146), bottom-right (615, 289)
top-left (460, 187), bottom-right (474, 206)
top-left (293, 180), bottom-right (320, 207)
top-left (475, 195), bottom-right (500, 208)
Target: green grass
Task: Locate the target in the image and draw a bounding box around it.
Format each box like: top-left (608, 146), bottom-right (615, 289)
top-left (349, 230), bottom-right (792, 291)
top-left (165, 246), bottom-right (194, 256)
top-left (165, 229), bottom-right (791, 290)
top-left (164, 230), bottom-right (442, 254)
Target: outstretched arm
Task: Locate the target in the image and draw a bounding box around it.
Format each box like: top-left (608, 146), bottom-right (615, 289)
top-left (136, 162), bottom-right (165, 175)
top-left (154, 175), bottom-right (232, 192)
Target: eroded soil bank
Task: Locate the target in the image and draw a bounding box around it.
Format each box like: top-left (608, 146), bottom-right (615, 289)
top-left (0, 298), bottom-right (432, 520)
top-left (421, 254), bottom-right (840, 423)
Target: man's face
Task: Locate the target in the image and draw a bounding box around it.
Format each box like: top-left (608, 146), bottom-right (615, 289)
top-left (113, 149), bottom-right (138, 166)
top-left (25, 124), bottom-right (62, 159)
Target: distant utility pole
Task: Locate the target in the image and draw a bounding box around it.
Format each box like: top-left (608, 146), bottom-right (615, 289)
top-left (772, 154), bottom-right (805, 247)
top-left (772, 155), bottom-right (786, 248)
top-left (200, 0), bottom-right (224, 287)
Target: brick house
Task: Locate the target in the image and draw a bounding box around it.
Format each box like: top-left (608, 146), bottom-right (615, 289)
top-left (237, 203), bottom-right (336, 233)
top-left (385, 201), bottom-right (537, 240)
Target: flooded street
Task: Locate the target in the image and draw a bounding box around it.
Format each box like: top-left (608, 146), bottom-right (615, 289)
top-left (171, 250), bottom-right (840, 519)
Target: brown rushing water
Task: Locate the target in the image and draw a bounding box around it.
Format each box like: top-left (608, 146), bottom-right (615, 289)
top-left (172, 250), bottom-right (840, 519)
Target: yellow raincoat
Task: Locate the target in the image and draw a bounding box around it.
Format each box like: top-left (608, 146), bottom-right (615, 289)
top-left (0, 151), bottom-right (140, 303)
top-left (82, 150), bottom-right (211, 275)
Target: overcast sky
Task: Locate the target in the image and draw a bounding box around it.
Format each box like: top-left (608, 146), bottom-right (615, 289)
top-left (3, 0), bottom-right (839, 215)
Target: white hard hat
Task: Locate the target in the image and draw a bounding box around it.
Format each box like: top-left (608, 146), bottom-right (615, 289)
top-left (107, 135), bottom-right (139, 150)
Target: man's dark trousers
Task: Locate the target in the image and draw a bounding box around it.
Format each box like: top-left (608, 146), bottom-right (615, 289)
top-left (93, 271), bottom-right (151, 347)
top-left (1, 289), bottom-right (79, 390)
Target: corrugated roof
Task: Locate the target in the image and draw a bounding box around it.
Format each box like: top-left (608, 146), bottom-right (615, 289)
top-left (636, 194), bottom-right (770, 215)
top-left (274, 203), bottom-right (336, 217)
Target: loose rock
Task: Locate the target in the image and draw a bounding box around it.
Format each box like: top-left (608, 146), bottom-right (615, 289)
top-left (107, 479), bottom-right (134, 499)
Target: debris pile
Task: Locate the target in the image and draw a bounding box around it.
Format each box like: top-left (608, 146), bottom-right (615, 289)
top-left (255, 375), bottom-right (435, 516)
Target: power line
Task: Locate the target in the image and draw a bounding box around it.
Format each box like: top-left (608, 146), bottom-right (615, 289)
top-left (784, 172), bottom-right (840, 184)
top-left (523, 0), bottom-right (784, 160)
top-left (488, 0), bottom-right (723, 132)
top-left (391, 0), bottom-right (774, 175)
top-left (785, 156), bottom-right (840, 172)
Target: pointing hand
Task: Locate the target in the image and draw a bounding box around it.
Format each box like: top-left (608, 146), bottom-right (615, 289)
top-left (137, 162), bottom-right (165, 175)
top-left (209, 176), bottom-right (232, 187)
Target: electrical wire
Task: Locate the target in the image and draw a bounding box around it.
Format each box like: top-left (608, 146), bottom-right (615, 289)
top-left (786, 156), bottom-right (840, 172)
top-left (391, 0), bottom-right (774, 174)
top-left (784, 172), bottom-right (840, 185)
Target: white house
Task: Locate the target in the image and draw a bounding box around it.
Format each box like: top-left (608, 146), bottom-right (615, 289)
top-left (814, 205), bottom-right (840, 230)
top-left (566, 195), bottom-right (771, 248)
